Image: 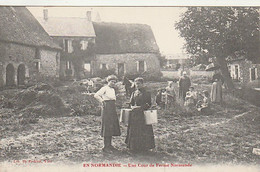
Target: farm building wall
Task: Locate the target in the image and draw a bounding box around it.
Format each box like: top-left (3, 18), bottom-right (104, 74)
top-left (51, 36), bottom-right (95, 80)
top-left (0, 42), bottom-right (60, 87)
top-left (228, 60), bottom-right (260, 85)
top-left (93, 53), bottom-right (160, 76)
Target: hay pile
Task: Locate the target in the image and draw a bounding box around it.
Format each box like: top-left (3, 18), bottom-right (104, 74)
top-left (57, 82), bottom-right (100, 116)
top-left (12, 83), bottom-right (70, 117)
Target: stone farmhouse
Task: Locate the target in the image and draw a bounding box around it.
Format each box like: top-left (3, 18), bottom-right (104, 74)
top-left (31, 9), bottom-right (161, 80)
top-left (228, 58), bottom-right (260, 85)
top-left (0, 7), bottom-right (61, 88)
top-left (92, 22), bottom-right (160, 77)
top-left (36, 9), bottom-right (96, 80)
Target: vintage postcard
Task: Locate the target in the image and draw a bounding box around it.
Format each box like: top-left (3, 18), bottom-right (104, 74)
top-left (0, 1), bottom-right (259, 172)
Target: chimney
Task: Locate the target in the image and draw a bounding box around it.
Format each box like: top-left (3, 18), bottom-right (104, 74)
top-left (86, 11), bottom-right (92, 21)
top-left (43, 9), bottom-right (48, 21)
top-left (94, 12), bottom-right (101, 22)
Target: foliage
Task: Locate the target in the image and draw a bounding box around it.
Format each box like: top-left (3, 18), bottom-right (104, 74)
top-left (125, 71), bottom-right (164, 82)
top-left (27, 73), bottom-right (63, 88)
top-left (92, 69), bottom-right (116, 78)
top-left (157, 53), bottom-right (167, 67)
top-left (175, 7), bottom-right (259, 60)
top-left (61, 40), bottom-right (95, 79)
top-left (175, 7), bottom-right (259, 89)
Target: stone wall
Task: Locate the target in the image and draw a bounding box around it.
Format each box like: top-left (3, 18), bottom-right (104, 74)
top-left (94, 53), bottom-right (160, 76)
top-left (0, 41), bottom-right (60, 87)
top-left (40, 49), bottom-right (60, 77)
top-left (0, 42), bottom-right (34, 87)
top-left (52, 36), bottom-right (95, 79)
top-left (229, 60), bottom-right (260, 85)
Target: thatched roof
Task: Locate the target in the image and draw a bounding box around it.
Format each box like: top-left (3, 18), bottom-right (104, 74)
top-left (93, 22), bottom-right (159, 54)
top-left (0, 7), bottom-right (60, 49)
top-left (36, 17), bottom-right (96, 37)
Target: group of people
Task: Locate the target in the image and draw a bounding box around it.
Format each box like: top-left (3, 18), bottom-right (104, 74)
top-left (155, 81), bottom-right (176, 109)
top-left (93, 69), bottom-right (224, 153)
top-left (155, 70), bottom-right (224, 113)
top-left (94, 75), bottom-right (155, 153)
top-left (180, 70), bottom-right (224, 112)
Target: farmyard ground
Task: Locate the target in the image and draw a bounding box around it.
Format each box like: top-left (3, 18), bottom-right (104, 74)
top-left (0, 81), bottom-right (259, 168)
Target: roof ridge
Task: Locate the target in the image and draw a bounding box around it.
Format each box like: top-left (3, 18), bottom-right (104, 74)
top-left (37, 17), bottom-right (92, 20)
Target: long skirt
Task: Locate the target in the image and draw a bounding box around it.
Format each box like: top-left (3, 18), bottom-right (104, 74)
top-left (179, 87), bottom-right (189, 101)
top-left (125, 108), bottom-right (155, 151)
top-left (101, 100), bottom-right (121, 137)
top-left (210, 81), bottom-right (222, 103)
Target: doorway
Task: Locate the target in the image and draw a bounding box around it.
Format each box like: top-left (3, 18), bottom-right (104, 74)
top-left (6, 64), bottom-right (15, 87)
top-left (17, 64), bottom-right (26, 86)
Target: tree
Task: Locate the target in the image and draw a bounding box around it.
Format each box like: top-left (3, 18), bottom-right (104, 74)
top-left (157, 53), bottom-right (167, 68)
top-left (175, 7), bottom-right (259, 89)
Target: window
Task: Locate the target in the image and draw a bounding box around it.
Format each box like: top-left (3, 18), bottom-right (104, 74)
top-left (80, 40), bottom-right (88, 50)
top-left (35, 61), bottom-right (40, 72)
top-left (230, 64), bottom-right (240, 80)
top-left (35, 48), bottom-right (40, 59)
top-left (64, 39), bottom-right (73, 53)
top-left (84, 63), bottom-right (91, 72)
top-left (228, 65), bottom-right (231, 73)
top-left (66, 61), bottom-right (72, 70)
top-left (137, 60), bottom-right (147, 73)
top-left (100, 63), bottom-right (108, 70)
top-left (234, 65), bottom-right (240, 80)
top-left (250, 67), bottom-right (258, 81)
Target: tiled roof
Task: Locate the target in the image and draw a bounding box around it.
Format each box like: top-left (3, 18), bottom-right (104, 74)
top-left (0, 7), bottom-right (60, 49)
top-left (93, 22), bottom-right (159, 54)
top-left (37, 17), bottom-right (96, 37)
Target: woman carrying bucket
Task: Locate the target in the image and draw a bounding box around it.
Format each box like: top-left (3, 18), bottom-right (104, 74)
top-left (125, 77), bottom-right (155, 153)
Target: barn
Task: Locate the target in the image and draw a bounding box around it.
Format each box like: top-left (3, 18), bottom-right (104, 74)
top-left (0, 7), bottom-right (61, 88)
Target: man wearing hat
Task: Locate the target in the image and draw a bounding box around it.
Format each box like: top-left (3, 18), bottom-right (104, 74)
top-left (178, 71), bottom-right (191, 101)
top-left (94, 75), bottom-right (121, 153)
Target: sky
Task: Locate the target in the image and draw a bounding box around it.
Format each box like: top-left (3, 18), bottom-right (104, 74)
top-left (28, 7), bottom-right (187, 55)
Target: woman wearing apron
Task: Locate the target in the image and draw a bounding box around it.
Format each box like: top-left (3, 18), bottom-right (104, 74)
top-left (94, 75), bottom-right (121, 153)
top-left (125, 77), bottom-right (155, 152)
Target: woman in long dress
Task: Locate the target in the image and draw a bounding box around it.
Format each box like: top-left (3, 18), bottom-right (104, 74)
top-left (166, 81), bottom-right (176, 108)
top-left (94, 75), bottom-right (121, 153)
top-left (210, 70), bottom-right (224, 103)
top-left (125, 77), bottom-right (155, 152)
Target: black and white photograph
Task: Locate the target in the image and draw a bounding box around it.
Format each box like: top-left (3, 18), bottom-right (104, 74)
top-left (0, 4), bottom-right (259, 172)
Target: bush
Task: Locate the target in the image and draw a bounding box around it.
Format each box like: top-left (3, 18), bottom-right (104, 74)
top-left (191, 75), bottom-right (211, 84)
top-left (125, 71), bottom-right (165, 82)
top-left (27, 74), bottom-right (63, 88)
top-left (93, 69), bottom-right (116, 78)
top-left (142, 71), bottom-right (164, 82)
top-left (246, 79), bottom-right (260, 89)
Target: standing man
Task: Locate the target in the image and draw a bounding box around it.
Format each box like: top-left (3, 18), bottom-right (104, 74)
top-left (178, 71), bottom-right (191, 101)
top-left (94, 75), bottom-right (121, 153)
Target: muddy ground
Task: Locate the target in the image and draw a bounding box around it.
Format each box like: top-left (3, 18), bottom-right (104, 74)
top-left (0, 81), bottom-right (259, 166)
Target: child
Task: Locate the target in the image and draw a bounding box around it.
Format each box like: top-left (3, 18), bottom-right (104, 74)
top-left (197, 90), bottom-right (210, 114)
top-left (155, 89), bottom-right (165, 109)
top-left (184, 86), bottom-right (197, 107)
top-left (165, 81), bottom-right (176, 108)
